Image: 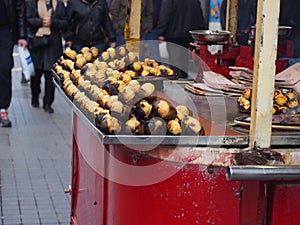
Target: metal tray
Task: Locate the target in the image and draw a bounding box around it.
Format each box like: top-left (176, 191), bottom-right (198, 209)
top-left (53, 72), bottom-right (300, 146)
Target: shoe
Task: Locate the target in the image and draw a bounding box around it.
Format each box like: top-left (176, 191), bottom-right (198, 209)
top-left (0, 109), bottom-right (12, 128)
top-left (31, 98), bottom-right (39, 108)
top-left (43, 104), bottom-right (54, 114)
top-left (20, 73), bottom-right (29, 84)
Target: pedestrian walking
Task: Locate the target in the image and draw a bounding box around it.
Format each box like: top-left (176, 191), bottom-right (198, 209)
top-left (220, 0), bottom-right (257, 46)
top-left (26, 0), bottom-right (68, 113)
top-left (110, 0), bottom-right (128, 47)
top-left (64, 0), bottom-right (116, 53)
top-left (0, 0), bottom-right (27, 127)
top-left (110, 0), bottom-right (153, 57)
top-left (157, 0), bottom-right (205, 78)
top-left (139, 0), bottom-right (161, 62)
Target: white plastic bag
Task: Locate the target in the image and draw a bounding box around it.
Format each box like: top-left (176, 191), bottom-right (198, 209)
top-left (159, 41), bottom-right (169, 59)
top-left (18, 46), bottom-right (35, 80)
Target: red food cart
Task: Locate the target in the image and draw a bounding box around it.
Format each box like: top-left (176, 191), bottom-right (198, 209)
top-left (55, 82), bottom-right (300, 225)
top-left (57, 1), bottom-right (300, 224)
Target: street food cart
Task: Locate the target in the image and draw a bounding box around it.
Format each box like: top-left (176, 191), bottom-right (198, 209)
top-left (56, 0), bottom-right (300, 224)
top-left (62, 85), bottom-right (300, 225)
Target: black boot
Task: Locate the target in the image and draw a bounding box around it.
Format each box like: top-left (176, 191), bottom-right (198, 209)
top-left (31, 97), bottom-right (39, 107)
top-left (43, 104), bottom-right (54, 113)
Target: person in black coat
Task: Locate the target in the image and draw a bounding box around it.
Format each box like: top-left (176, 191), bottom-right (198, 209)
top-left (26, 0), bottom-right (68, 113)
top-left (64, 0), bottom-right (116, 53)
top-left (220, 0), bottom-right (257, 46)
top-left (157, 0), bottom-right (206, 78)
top-left (278, 0), bottom-right (300, 59)
top-left (221, 0), bottom-right (300, 60)
top-left (0, 0), bottom-right (27, 127)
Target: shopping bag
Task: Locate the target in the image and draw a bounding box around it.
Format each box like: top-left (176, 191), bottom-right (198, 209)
top-left (18, 46), bottom-right (35, 80)
top-left (159, 41), bottom-right (169, 59)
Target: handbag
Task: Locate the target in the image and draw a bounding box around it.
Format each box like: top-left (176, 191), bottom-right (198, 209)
top-left (28, 35), bottom-right (50, 50)
top-left (18, 46), bottom-right (35, 79)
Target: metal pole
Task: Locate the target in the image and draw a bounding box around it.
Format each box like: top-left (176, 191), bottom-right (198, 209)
top-left (227, 165), bottom-right (300, 181)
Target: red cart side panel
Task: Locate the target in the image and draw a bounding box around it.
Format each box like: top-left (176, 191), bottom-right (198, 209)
top-left (268, 183), bottom-right (300, 225)
top-left (72, 114), bottom-right (106, 225)
top-left (72, 114), bottom-right (243, 225)
top-left (106, 146), bottom-right (242, 225)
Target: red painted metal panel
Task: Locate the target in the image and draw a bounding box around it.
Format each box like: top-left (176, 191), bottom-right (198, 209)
top-left (71, 113), bottom-right (242, 225)
top-left (239, 182), bottom-right (268, 225)
top-left (105, 152), bottom-right (242, 225)
top-left (70, 113), bottom-right (300, 225)
top-left (268, 182), bottom-right (300, 225)
top-left (71, 114), bottom-right (107, 225)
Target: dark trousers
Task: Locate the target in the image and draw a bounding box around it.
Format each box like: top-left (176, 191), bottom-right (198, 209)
top-left (30, 69), bottom-right (55, 106)
top-left (0, 27), bottom-right (14, 109)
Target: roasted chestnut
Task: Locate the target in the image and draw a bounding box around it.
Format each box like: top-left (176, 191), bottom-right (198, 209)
top-left (63, 48), bottom-right (77, 61)
top-left (117, 47), bottom-right (128, 58)
top-left (110, 100), bottom-right (124, 117)
top-left (124, 115), bottom-right (143, 134)
top-left (80, 47), bottom-right (90, 54)
top-left (127, 52), bottom-right (138, 63)
top-left (119, 86), bottom-right (136, 103)
top-left (128, 80), bottom-right (141, 92)
top-left (274, 93), bottom-right (288, 106)
top-left (85, 52), bottom-right (94, 64)
top-left (167, 119), bottom-right (182, 135)
top-left (61, 59), bottom-right (75, 71)
top-left (131, 100), bottom-right (153, 122)
top-left (90, 46), bottom-right (99, 58)
top-left (286, 90), bottom-right (298, 100)
top-left (138, 83), bottom-right (155, 98)
top-left (101, 51), bottom-right (110, 62)
top-left (287, 98), bottom-right (299, 108)
top-left (242, 88), bottom-right (252, 100)
top-left (132, 61), bottom-right (143, 72)
top-left (107, 47), bottom-right (116, 59)
top-left (237, 96), bottom-right (251, 113)
top-left (176, 105), bottom-right (192, 120)
top-left (144, 117), bottom-right (167, 135)
top-left (97, 114), bottom-right (121, 135)
top-left (75, 57), bottom-right (87, 69)
top-left (152, 99), bottom-right (177, 121)
top-left (181, 116), bottom-right (204, 135)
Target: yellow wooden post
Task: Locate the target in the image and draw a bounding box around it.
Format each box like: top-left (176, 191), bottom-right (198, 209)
top-left (250, 0), bottom-right (280, 148)
top-left (225, 0), bottom-right (238, 44)
top-left (127, 0), bottom-right (141, 54)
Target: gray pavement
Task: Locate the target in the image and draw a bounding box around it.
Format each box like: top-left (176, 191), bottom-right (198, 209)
top-left (0, 46), bottom-right (72, 225)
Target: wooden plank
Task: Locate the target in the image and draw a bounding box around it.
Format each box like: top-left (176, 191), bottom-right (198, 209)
top-left (128, 0), bottom-right (141, 39)
top-left (249, 0), bottom-right (280, 148)
top-left (226, 0), bottom-right (238, 44)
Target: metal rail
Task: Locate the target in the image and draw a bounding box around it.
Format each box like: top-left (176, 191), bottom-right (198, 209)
top-left (227, 165), bottom-right (300, 181)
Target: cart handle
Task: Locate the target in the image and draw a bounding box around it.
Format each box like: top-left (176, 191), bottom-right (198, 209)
top-left (226, 165), bottom-right (300, 181)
